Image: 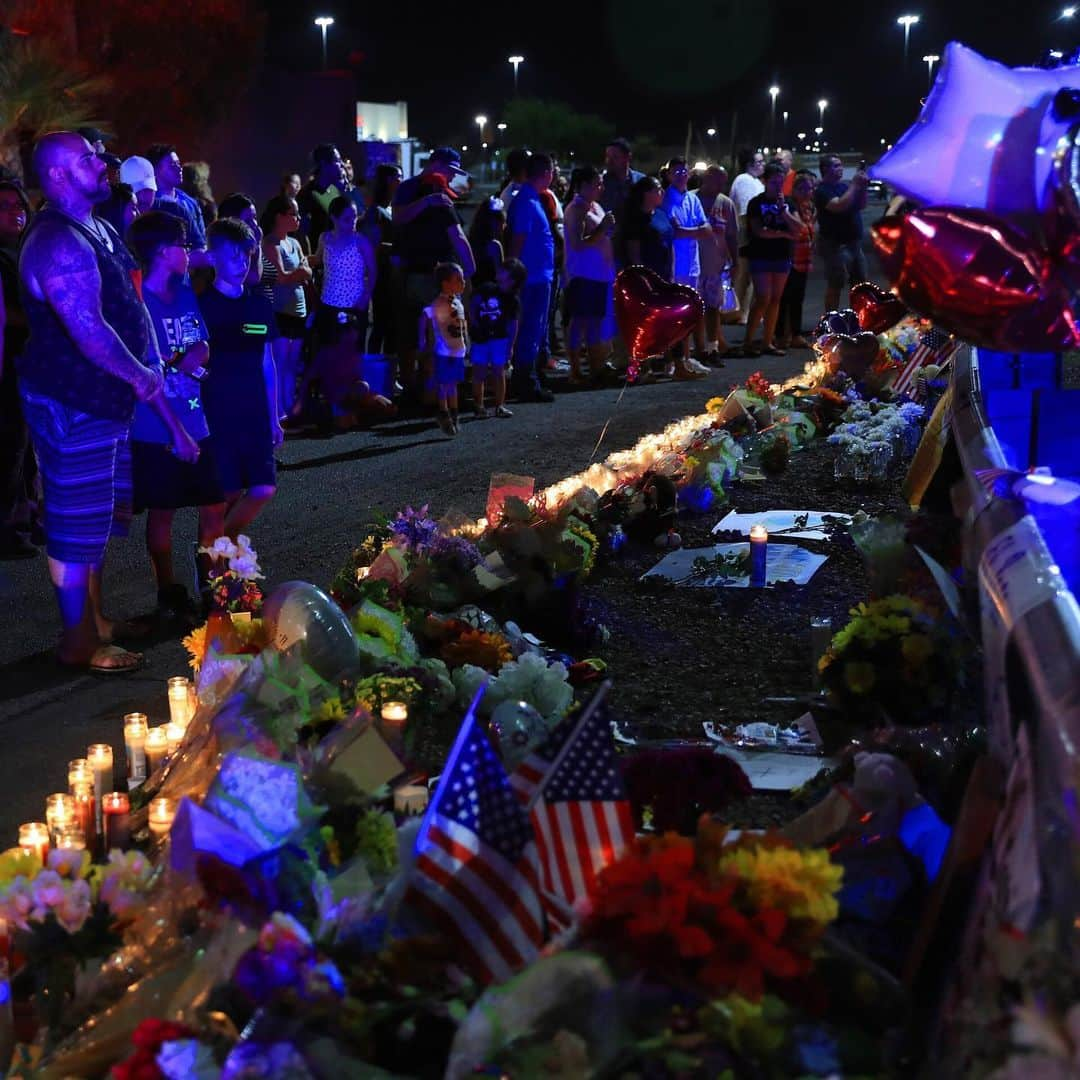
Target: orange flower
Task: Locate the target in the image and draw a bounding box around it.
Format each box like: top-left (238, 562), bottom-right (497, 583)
top-left (440, 629), bottom-right (513, 672)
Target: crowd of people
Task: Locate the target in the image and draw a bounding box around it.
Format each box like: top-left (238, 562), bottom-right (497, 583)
top-left (0, 126), bottom-right (869, 673)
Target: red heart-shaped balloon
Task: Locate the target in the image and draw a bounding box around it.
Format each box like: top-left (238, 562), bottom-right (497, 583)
top-left (850, 281), bottom-right (908, 333)
top-left (614, 265), bottom-right (705, 361)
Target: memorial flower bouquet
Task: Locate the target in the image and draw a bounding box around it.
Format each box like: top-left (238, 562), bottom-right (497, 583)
top-left (581, 823), bottom-right (842, 1000)
top-left (199, 535), bottom-right (265, 614)
top-left (817, 594), bottom-right (964, 723)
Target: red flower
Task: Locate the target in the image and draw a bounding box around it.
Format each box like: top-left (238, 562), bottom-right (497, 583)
top-left (112, 1019), bottom-right (195, 1080)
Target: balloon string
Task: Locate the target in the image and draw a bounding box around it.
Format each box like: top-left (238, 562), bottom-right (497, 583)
top-left (588, 377), bottom-right (631, 463)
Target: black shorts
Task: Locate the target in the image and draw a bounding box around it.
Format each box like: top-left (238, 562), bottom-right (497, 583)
top-left (132, 438), bottom-right (224, 512)
top-left (275, 311), bottom-right (308, 340)
top-left (565, 277), bottom-right (610, 319)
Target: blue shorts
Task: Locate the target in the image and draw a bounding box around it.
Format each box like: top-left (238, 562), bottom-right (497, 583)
top-left (434, 353), bottom-right (466, 385)
top-left (470, 338), bottom-right (510, 372)
top-left (20, 387), bottom-right (132, 564)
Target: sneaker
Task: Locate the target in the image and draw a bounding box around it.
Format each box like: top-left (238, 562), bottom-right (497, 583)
top-left (683, 357), bottom-right (711, 375)
top-left (495, 404), bottom-right (514, 418)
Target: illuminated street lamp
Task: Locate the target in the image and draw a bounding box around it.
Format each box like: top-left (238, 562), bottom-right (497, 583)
top-left (897, 14), bottom-right (920, 66)
top-left (1063, 6), bottom-right (1077, 17)
top-left (508, 54), bottom-right (524, 94)
top-left (817, 99), bottom-right (828, 129)
top-left (475, 114), bottom-right (487, 140)
top-left (923, 53), bottom-right (940, 90)
top-left (769, 85), bottom-right (780, 134)
top-left (314, 16), bottom-right (334, 71)
top-left (496, 122), bottom-right (507, 132)
top-left (706, 127), bottom-right (716, 137)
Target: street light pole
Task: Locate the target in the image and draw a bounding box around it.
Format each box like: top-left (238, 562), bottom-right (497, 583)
top-left (817, 98), bottom-right (828, 132)
top-left (507, 55), bottom-right (524, 95)
top-left (922, 53), bottom-right (940, 91)
top-left (768, 85), bottom-right (780, 140)
top-left (314, 16), bottom-right (334, 71)
top-left (897, 14), bottom-right (920, 68)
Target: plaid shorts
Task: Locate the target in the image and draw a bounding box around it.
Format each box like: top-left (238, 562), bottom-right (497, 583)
top-left (20, 387), bottom-right (132, 564)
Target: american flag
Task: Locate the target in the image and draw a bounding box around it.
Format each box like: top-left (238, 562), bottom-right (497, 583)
top-left (512, 683), bottom-right (635, 929)
top-left (893, 325), bottom-right (961, 395)
top-left (406, 688), bottom-right (545, 984)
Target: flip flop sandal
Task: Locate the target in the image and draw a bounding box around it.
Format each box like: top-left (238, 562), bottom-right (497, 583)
top-left (60, 644), bottom-right (144, 675)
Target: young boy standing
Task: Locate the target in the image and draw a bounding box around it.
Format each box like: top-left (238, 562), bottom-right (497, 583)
top-left (420, 262), bottom-right (468, 436)
top-left (469, 257), bottom-right (525, 418)
top-left (198, 219), bottom-right (281, 539)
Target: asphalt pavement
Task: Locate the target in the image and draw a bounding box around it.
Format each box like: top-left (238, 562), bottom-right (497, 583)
top-left (0, 215), bottom-right (883, 842)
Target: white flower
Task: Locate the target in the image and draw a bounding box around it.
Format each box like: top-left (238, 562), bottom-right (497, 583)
top-left (202, 536), bottom-right (237, 560)
top-left (53, 878), bottom-right (92, 933)
top-left (453, 664), bottom-right (490, 709)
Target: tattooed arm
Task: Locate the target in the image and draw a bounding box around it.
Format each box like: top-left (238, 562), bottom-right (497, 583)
top-left (20, 221), bottom-right (163, 401)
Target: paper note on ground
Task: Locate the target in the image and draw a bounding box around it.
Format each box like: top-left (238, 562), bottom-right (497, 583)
top-left (643, 543), bottom-right (827, 587)
top-left (717, 747), bottom-right (838, 791)
top-left (713, 509), bottom-right (852, 541)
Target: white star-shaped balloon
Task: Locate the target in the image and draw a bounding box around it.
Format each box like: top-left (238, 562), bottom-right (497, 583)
top-left (871, 42), bottom-right (1080, 233)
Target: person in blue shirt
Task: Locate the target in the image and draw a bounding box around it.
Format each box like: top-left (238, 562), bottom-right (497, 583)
top-left (127, 212), bottom-right (224, 619)
top-left (507, 153), bottom-right (556, 403)
top-left (145, 143), bottom-right (209, 269)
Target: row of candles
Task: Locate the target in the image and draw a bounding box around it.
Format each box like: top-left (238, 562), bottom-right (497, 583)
top-left (15, 677), bottom-right (195, 862)
top-left (17, 686), bottom-right (431, 866)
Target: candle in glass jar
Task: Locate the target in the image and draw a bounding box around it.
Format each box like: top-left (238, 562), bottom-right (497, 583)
top-left (145, 727), bottom-right (169, 774)
top-left (380, 701), bottom-right (408, 730)
top-left (123, 713), bottom-right (149, 783)
top-left (101, 793), bottom-right (131, 852)
top-left (54, 828), bottom-right (86, 851)
top-left (749, 524), bottom-right (768, 587)
top-left (87, 745), bottom-right (113, 823)
top-left (45, 793), bottom-right (75, 842)
top-left (165, 722), bottom-right (185, 754)
top-left (71, 783), bottom-right (96, 854)
top-left (148, 797), bottom-right (176, 837)
top-left (393, 784), bottom-right (429, 815)
top-left (67, 759), bottom-right (92, 793)
top-left (167, 677), bottom-right (192, 728)
top-left (17, 823), bottom-right (49, 864)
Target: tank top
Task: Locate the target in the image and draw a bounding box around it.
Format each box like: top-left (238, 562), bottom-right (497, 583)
top-left (320, 235), bottom-right (368, 308)
top-left (17, 208), bottom-right (145, 421)
top-left (424, 294), bottom-right (466, 358)
top-left (271, 235), bottom-right (307, 318)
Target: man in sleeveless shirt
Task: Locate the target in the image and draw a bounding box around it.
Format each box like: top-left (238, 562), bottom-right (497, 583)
top-left (19, 132), bottom-right (198, 673)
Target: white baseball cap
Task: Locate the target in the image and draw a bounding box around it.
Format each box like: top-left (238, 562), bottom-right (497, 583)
top-left (119, 156), bottom-right (157, 193)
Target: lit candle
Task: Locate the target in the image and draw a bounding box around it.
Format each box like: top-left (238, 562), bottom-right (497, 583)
top-left (148, 797), bottom-right (176, 838)
top-left (54, 828), bottom-right (86, 851)
top-left (101, 793), bottom-right (131, 852)
top-left (393, 784), bottom-right (429, 816)
top-left (749, 524), bottom-right (768, 588)
top-left (123, 713), bottom-right (149, 783)
top-left (145, 727), bottom-right (169, 774)
top-left (167, 676), bottom-right (191, 728)
top-left (67, 759), bottom-right (92, 794)
top-left (71, 782), bottom-right (97, 855)
top-left (87, 745), bottom-right (113, 826)
top-left (380, 701), bottom-right (409, 731)
top-left (165, 722), bottom-right (185, 754)
top-left (45, 793), bottom-right (75, 843)
top-left (17, 823), bottom-right (49, 864)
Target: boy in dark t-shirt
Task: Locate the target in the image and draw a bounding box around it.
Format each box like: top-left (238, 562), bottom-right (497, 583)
top-left (198, 219), bottom-right (280, 540)
top-left (469, 258), bottom-right (525, 419)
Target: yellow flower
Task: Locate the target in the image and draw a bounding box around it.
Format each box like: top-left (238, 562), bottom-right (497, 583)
top-left (182, 623), bottom-right (208, 671)
top-left (0, 848), bottom-right (41, 886)
top-left (720, 845), bottom-right (843, 924)
top-left (901, 633), bottom-right (934, 667)
top-left (314, 696), bottom-right (346, 724)
top-left (706, 395), bottom-right (726, 414)
top-left (844, 660), bottom-right (876, 695)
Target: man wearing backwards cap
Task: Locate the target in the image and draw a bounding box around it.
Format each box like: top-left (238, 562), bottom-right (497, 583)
top-left (118, 156), bottom-right (158, 213)
top-left (392, 147), bottom-right (476, 398)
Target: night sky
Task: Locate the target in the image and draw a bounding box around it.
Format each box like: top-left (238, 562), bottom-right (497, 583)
top-left (264, 0), bottom-right (1077, 155)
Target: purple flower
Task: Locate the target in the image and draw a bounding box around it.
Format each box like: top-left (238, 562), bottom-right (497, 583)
top-left (389, 505), bottom-right (440, 553)
top-left (429, 534), bottom-right (482, 571)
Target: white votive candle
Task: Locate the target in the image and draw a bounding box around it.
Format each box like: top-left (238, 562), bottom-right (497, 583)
top-left (67, 759), bottom-right (92, 794)
top-left (749, 523), bottom-right (768, 587)
top-left (165, 722), bottom-right (185, 754)
top-left (148, 797), bottom-right (176, 838)
top-left (87, 744), bottom-right (113, 826)
top-left (381, 701), bottom-right (409, 730)
top-left (45, 793), bottom-right (75, 843)
top-left (123, 713), bottom-right (148, 783)
top-left (145, 727), bottom-right (169, 774)
top-left (167, 676), bottom-right (191, 728)
top-left (18, 822), bottom-right (49, 864)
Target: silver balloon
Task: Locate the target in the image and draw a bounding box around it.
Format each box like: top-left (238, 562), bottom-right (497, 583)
top-left (262, 581), bottom-right (358, 679)
top-left (489, 699), bottom-right (547, 769)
